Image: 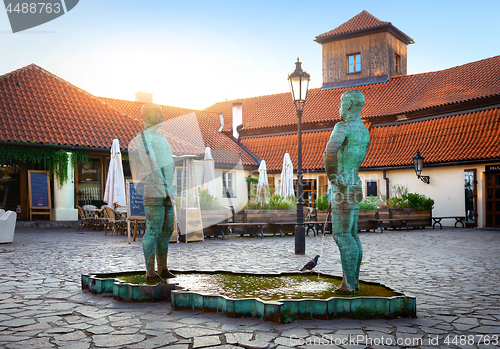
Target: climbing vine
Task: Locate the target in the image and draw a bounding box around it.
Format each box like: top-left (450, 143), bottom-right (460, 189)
top-left (0, 145), bottom-right (89, 187)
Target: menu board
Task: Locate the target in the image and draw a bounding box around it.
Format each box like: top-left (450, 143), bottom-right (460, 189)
top-left (126, 180), bottom-right (145, 220)
top-left (28, 170), bottom-right (51, 209)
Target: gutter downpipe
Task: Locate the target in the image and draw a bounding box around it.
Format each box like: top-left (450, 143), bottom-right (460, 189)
top-left (383, 170), bottom-right (390, 199)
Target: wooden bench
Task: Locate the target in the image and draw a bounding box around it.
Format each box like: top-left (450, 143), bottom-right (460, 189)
top-left (432, 216), bottom-right (465, 229)
top-left (216, 222), bottom-right (267, 238)
top-left (371, 218), bottom-right (412, 233)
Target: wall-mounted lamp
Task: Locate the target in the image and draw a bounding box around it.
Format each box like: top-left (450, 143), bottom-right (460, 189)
top-left (412, 150), bottom-right (430, 184)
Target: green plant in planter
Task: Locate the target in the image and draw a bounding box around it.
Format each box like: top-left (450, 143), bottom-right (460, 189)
top-left (407, 193), bottom-right (434, 211)
top-left (267, 194), bottom-right (296, 210)
top-left (360, 196), bottom-right (383, 211)
top-left (387, 184), bottom-right (410, 208)
top-left (198, 188), bottom-right (223, 210)
top-left (243, 194), bottom-right (296, 210)
top-left (316, 195), bottom-right (329, 210)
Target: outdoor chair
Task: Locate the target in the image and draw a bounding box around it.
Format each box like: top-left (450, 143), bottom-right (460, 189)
top-left (0, 210), bottom-right (17, 243)
top-left (103, 206), bottom-right (126, 236)
top-left (77, 206), bottom-right (93, 231)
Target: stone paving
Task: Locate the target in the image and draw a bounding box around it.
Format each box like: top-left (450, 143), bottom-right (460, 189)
top-left (0, 227), bottom-right (499, 348)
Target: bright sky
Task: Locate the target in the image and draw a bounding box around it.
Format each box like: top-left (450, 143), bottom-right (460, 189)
top-left (1, 0), bottom-right (499, 110)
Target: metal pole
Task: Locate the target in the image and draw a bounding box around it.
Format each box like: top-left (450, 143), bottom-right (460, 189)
top-left (295, 109), bottom-right (305, 255)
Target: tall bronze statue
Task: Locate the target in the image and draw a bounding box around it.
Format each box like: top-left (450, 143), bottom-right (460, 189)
top-left (323, 90), bottom-right (370, 293)
top-left (136, 103), bottom-right (176, 281)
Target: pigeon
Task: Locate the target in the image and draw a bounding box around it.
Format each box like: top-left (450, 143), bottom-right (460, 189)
top-left (300, 255), bottom-right (320, 272)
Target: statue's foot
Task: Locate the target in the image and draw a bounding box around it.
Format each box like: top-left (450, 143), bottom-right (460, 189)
top-left (146, 273), bottom-right (162, 282)
top-left (334, 282), bottom-right (356, 294)
top-left (160, 270), bottom-right (175, 279)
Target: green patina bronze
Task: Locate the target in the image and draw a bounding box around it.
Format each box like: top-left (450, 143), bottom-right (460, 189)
top-left (81, 271), bottom-right (416, 322)
top-left (136, 103), bottom-right (176, 281)
top-left (323, 90), bottom-right (370, 294)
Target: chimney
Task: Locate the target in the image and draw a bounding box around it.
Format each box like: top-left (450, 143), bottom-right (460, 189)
top-left (135, 91), bottom-right (153, 103)
top-left (232, 102), bottom-right (242, 139)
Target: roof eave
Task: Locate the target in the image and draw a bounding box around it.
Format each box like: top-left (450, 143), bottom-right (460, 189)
top-left (315, 23), bottom-right (414, 45)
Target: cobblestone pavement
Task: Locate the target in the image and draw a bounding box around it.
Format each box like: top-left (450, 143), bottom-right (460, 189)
top-left (1, 227), bottom-right (500, 349)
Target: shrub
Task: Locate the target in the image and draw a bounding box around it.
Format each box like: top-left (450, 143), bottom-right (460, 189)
top-left (407, 193), bottom-right (434, 211)
top-left (360, 196), bottom-right (383, 211)
top-left (387, 184), bottom-right (410, 208)
top-left (198, 188), bottom-right (223, 210)
top-left (243, 194), bottom-right (296, 210)
top-left (316, 195), bottom-right (329, 210)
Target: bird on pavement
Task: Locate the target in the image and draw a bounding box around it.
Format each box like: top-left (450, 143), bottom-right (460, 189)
top-left (300, 255), bottom-right (320, 272)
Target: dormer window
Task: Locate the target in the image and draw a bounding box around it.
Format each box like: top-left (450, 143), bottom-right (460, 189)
top-left (348, 53), bottom-right (361, 73)
top-left (395, 54), bottom-right (401, 75)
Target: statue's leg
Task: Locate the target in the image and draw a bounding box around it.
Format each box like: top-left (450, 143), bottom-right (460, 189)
top-left (157, 199), bottom-right (175, 278)
top-left (332, 208), bottom-right (358, 293)
top-left (143, 203), bottom-right (164, 281)
top-left (351, 210), bottom-right (362, 290)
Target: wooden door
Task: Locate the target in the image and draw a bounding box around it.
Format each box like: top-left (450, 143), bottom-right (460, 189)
top-left (485, 172), bottom-right (500, 228)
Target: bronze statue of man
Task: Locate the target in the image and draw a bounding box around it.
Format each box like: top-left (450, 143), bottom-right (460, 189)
top-left (323, 90), bottom-right (370, 293)
top-left (136, 103), bottom-right (176, 281)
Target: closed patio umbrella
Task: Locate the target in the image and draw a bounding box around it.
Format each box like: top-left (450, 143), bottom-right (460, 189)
top-left (202, 147), bottom-right (217, 198)
top-left (103, 139), bottom-right (126, 208)
top-left (256, 160), bottom-right (269, 205)
top-left (279, 153), bottom-right (294, 198)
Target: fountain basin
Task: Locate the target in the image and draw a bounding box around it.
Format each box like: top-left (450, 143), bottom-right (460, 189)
top-left (81, 271), bottom-right (179, 302)
top-left (81, 270), bottom-right (416, 322)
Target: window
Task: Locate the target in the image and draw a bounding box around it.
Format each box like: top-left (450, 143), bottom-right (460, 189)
top-left (222, 172), bottom-right (236, 198)
top-left (366, 180), bottom-right (378, 197)
top-left (348, 53), bottom-right (361, 73)
top-left (395, 54), bottom-right (401, 75)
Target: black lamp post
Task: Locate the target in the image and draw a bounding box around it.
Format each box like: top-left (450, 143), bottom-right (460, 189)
top-left (288, 58), bottom-right (310, 255)
top-left (412, 150), bottom-right (430, 184)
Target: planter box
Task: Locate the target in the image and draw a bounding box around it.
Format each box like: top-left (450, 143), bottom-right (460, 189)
top-left (201, 210), bottom-right (230, 238)
top-left (246, 210), bottom-right (298, 235)
top-left (378, 208), bottom-right (432, 229)
top-left (316, 209), bottom-right (377, 232)
top-left (358, 209), bottom-right (377, 231)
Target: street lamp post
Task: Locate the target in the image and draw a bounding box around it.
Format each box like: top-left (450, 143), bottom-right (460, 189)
top-left (288, 58), bottom-right (310, 255)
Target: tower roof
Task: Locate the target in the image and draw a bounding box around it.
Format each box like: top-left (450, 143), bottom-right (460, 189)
top-left (315, 10), bottom-right (414, 45)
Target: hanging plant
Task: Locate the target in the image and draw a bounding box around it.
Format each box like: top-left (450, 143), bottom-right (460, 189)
top-left (0, 144), bottom-right (89, 187)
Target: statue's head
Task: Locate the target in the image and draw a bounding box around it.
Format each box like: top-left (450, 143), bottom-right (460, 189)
top-left (141, 103), bottom-right (163, 128)
top-left (339, 90), bottom-right (365, 120)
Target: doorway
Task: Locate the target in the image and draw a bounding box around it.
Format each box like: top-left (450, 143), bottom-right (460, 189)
top-left (485, 172), bottom-right (500, 228)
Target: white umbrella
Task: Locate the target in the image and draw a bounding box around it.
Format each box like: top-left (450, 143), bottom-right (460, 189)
top-left (103, 139), bottom-right (126, 207)
top-left (256, 160), bottom-right (269, 205)
top-left (279, 153), bottom-right (295, 197)
top-left (202, 147), bottom-right (217, 198)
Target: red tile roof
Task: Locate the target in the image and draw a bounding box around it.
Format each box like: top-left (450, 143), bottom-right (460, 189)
top-left (316, 10), bottom-right (389, 40)
top-left (204, 55), bottom-right (500, 133)
top-left (0, 65), bottom-right (204, 157)
top-left (99, 98), bottom-right (257, 166)
top-left (240, 108), bottom-right (500, 171)
top-left (315, 10), bottom-right (413, 44)
top-left (364, 108), bottom-right (500, 168)
top-left (0, 64), bottom-right (141, 150)
top-left (240, 131), bottom-right (331, 172)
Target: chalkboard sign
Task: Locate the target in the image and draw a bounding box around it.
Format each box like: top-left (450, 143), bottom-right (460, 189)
top-left (126, 180), bottom-right (145, 220)
top-left (28, 170), bottom-right (51, 221)
top-left (28, 171), bottom-right (51, 209)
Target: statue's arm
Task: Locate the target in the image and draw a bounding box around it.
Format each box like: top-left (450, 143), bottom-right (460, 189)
top-left (323, 124), bottom-right (346, 185)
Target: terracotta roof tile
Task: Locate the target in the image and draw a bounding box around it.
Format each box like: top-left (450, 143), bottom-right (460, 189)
top-left (240, 108), bottom-right (500, 171)
top-left (204, 55), bottom-right (500, 133)
top-left (363, 108), bottom-right (500, 168)
top-left (99, 98), bottom-right (256, 166)
top-left (0, 65), bottom-right (203, 157)
top-left (0, 64), bottom-right (142, 149)
top-left (315, 10), bottom-right (390, 40)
